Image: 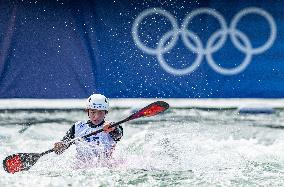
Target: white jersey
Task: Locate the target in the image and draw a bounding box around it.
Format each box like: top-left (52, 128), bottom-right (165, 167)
top-left (74, 121), bottom-right (116, 161)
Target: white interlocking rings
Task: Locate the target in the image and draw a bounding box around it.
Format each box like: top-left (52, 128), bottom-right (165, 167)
top-left (132, 7), bottom-right (277, 76)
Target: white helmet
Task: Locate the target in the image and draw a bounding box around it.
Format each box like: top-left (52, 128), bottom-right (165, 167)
top-left (86, 94), bottom-right (109, 111)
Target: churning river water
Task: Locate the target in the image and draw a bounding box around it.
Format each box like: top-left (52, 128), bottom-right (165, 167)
top-left (1, 105), bottom-right (284, 186)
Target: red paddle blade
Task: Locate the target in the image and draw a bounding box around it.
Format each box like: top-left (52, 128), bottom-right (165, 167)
top-left (129, 101), bottom-right (169, 120)
top-left (3, 153), bottom-right (41, 174)
top-left (3, 154), bottom-right (23, 174)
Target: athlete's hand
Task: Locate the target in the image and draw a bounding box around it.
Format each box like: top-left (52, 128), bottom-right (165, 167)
top-left (53, 142), bottom-right (68, 155)
top-left (103, 121), bottom-right (115, 133)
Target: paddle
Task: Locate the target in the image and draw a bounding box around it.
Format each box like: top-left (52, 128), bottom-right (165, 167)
top-left (3, 101), bottom-right (169, 174)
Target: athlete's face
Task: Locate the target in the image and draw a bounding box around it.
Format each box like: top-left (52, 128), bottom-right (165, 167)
top-left (88, 109), bottom-right (106, 125)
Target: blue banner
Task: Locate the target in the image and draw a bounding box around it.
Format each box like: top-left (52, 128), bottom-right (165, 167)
top-left (0, 0), bottom-right (283, 98)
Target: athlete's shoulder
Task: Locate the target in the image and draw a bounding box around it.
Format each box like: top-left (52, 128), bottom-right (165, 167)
top-left (73, 121), bottom-right (89, 130)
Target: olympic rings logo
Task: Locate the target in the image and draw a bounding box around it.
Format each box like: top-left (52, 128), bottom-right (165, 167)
top-left (132, 7), bottom-right (277, 76)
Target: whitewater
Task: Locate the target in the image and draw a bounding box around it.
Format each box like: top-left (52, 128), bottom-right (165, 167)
top-left (1, 99), bottom-right (284, 186)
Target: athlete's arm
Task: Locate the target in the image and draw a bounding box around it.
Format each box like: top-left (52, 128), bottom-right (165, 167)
top-left (103, 121), bottom-right (123, 142)
top-left (109, 125), bottom-right (123, 142)
top-left (54, 125), bottom-right (75, 155)
top-left (61, 124), bottom-right (75, 142)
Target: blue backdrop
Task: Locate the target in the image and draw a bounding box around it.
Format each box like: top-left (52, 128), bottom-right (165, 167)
top-left (0, 0), bottom-right (283, 98)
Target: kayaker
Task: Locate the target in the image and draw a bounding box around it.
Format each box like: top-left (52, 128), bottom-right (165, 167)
top-left (53, 94), bottom-right (123, 161)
